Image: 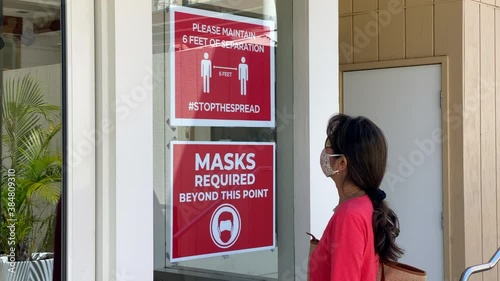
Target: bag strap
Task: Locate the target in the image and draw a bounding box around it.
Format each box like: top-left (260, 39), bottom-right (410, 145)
top-left (380, 262), bottom-right (385, 281)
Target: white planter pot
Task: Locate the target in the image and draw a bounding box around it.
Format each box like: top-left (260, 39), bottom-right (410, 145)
top-left (0, 257), bottom-right (54, 281)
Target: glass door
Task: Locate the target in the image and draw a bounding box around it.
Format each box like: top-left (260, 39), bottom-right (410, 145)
top-left (0, 1), bottom-right (64, 280)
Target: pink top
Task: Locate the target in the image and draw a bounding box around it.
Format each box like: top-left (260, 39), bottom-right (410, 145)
top-left (309, 195), bottom-right (378, 281)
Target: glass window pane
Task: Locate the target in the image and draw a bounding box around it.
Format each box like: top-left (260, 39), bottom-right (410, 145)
top-left (153, 0), bottom-right (279, 279)
top-left (0, 1), bottom-right (64, 280)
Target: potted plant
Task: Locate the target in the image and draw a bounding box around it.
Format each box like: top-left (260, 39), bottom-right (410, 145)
top-left (0, 75), bottom-right (62, 281)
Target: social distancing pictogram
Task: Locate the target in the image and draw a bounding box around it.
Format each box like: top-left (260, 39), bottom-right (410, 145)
top-left (170, 6), bottom-right (276, 128)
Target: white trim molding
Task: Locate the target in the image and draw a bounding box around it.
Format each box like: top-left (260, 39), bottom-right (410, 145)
top-left (95, 0), bottom-right (154, 280)
top-left (65, 0), bottom-right (96, 280)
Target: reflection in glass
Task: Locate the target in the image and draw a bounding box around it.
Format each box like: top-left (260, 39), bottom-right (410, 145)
top-left (0, 1), bottom-right (63, 281)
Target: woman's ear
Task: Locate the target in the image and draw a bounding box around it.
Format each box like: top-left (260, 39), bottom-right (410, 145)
top-left (336, 156), bottom-right (348, 172)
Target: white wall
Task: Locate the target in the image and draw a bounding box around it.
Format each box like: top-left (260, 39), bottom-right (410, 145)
top-left (66, 0), bottom-right (96, 280)
top-left (114, 0), bottom-right (154, 280)
top-left (95, 0), bottom-right (153, 281)
top-left (20, 33), bottom-right (61, 68)
top-left (308, 0), bottom-right (340, 240)
top-left (287, 1), bottom-right (339, 280)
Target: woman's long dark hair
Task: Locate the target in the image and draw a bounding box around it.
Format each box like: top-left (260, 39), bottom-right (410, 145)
top-left (327, 113), bottom-right (404, 263)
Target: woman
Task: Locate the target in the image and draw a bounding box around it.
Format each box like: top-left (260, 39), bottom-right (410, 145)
top-left (309, 114), bottom-right (404, 281)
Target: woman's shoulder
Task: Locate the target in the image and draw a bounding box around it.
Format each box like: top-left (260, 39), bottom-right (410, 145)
top-left (334, 195), bottom-right (373, 219)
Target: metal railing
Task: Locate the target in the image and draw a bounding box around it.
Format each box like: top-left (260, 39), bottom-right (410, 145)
top-left (459, 248), bottom-right (500, 281)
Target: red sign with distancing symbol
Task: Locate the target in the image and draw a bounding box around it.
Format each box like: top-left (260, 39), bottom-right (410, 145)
top-left (170, 141), bottom-right (275, 262)
top-left (170, 6), bottom-right (275, 128)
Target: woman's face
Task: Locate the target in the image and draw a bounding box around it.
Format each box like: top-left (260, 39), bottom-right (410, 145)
top-left (320, 137), bottom-right (343, 178)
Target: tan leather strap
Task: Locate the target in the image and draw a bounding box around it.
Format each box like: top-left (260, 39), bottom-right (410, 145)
top-left (380, 263), bottom-right (386, 281)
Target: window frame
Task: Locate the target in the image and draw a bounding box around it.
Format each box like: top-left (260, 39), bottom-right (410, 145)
top-left (65, 0), bottom-right (96, 280)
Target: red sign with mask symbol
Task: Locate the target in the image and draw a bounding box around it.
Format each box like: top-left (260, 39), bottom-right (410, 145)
top-left (170, 141), bottom-right (276, 262)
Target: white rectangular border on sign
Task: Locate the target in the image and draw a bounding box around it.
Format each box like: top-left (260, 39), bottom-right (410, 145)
top-left (169, 5), bottom-right (276, 128)
top-left (169, 141), bottom-right (276, 263)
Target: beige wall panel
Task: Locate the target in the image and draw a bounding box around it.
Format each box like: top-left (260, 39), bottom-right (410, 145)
top-left (435, 3), bottom-right (460, 57)
top-left (435, 2), bottom-right (465, 279)
top-left (339, 16), bottom-right (353, 64)
top-left (339, 0), bottom-right (352, 15)
top-left (353, 14), bottom-right (378, 63)
top-left (406, 0), bottom-right (433, 5)
top-left (463, 2), bottom-right (482, 279)
top-left (482, 0), bottom-right (496, 7)
top-left (448, 81), bottom-right (466, 280)
top-left (406, 6), bottom-right (434, 58)
top-left (353, 0), bottom-right (377, 13)
top-left (379, 0), bottom-right (404, 15)
top-left (496, 8), bottom-right (500, 279)
top-left (479, 6), bottom-right (497, 281)
top-left (379, 2), bottom-right (405, 60)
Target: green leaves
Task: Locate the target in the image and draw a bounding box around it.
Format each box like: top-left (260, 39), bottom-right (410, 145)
top-left (1, 75), bottom-right (62, 260)
top-left (3, 77), bottom-right (59, 164)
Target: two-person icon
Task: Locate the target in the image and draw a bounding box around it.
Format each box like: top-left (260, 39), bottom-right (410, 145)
top-left (201, 52), bottom-right (249, 95)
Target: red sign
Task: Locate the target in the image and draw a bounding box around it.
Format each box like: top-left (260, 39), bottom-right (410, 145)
top-left (170, 6), bottom-right (275, 127)
top-left (170, 141), bottom-right (276, 262)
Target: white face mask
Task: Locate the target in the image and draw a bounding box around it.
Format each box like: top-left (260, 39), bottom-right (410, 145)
top-left (320, 149), bottom-right (339, 177)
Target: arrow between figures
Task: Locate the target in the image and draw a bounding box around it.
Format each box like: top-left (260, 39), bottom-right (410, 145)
top-left (213, 66), bottom-right (237, 71)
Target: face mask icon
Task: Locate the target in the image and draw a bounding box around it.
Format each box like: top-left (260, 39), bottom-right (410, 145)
top-left (219, 219), bottom-right (233, 232)
top-left (210, 204), bottom-right (241, 249)
top-left (218, 218), bottom-right (233, 243)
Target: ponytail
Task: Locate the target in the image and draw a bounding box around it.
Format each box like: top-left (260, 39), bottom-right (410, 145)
top-left (371, 198), bottom-right (404, 263)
